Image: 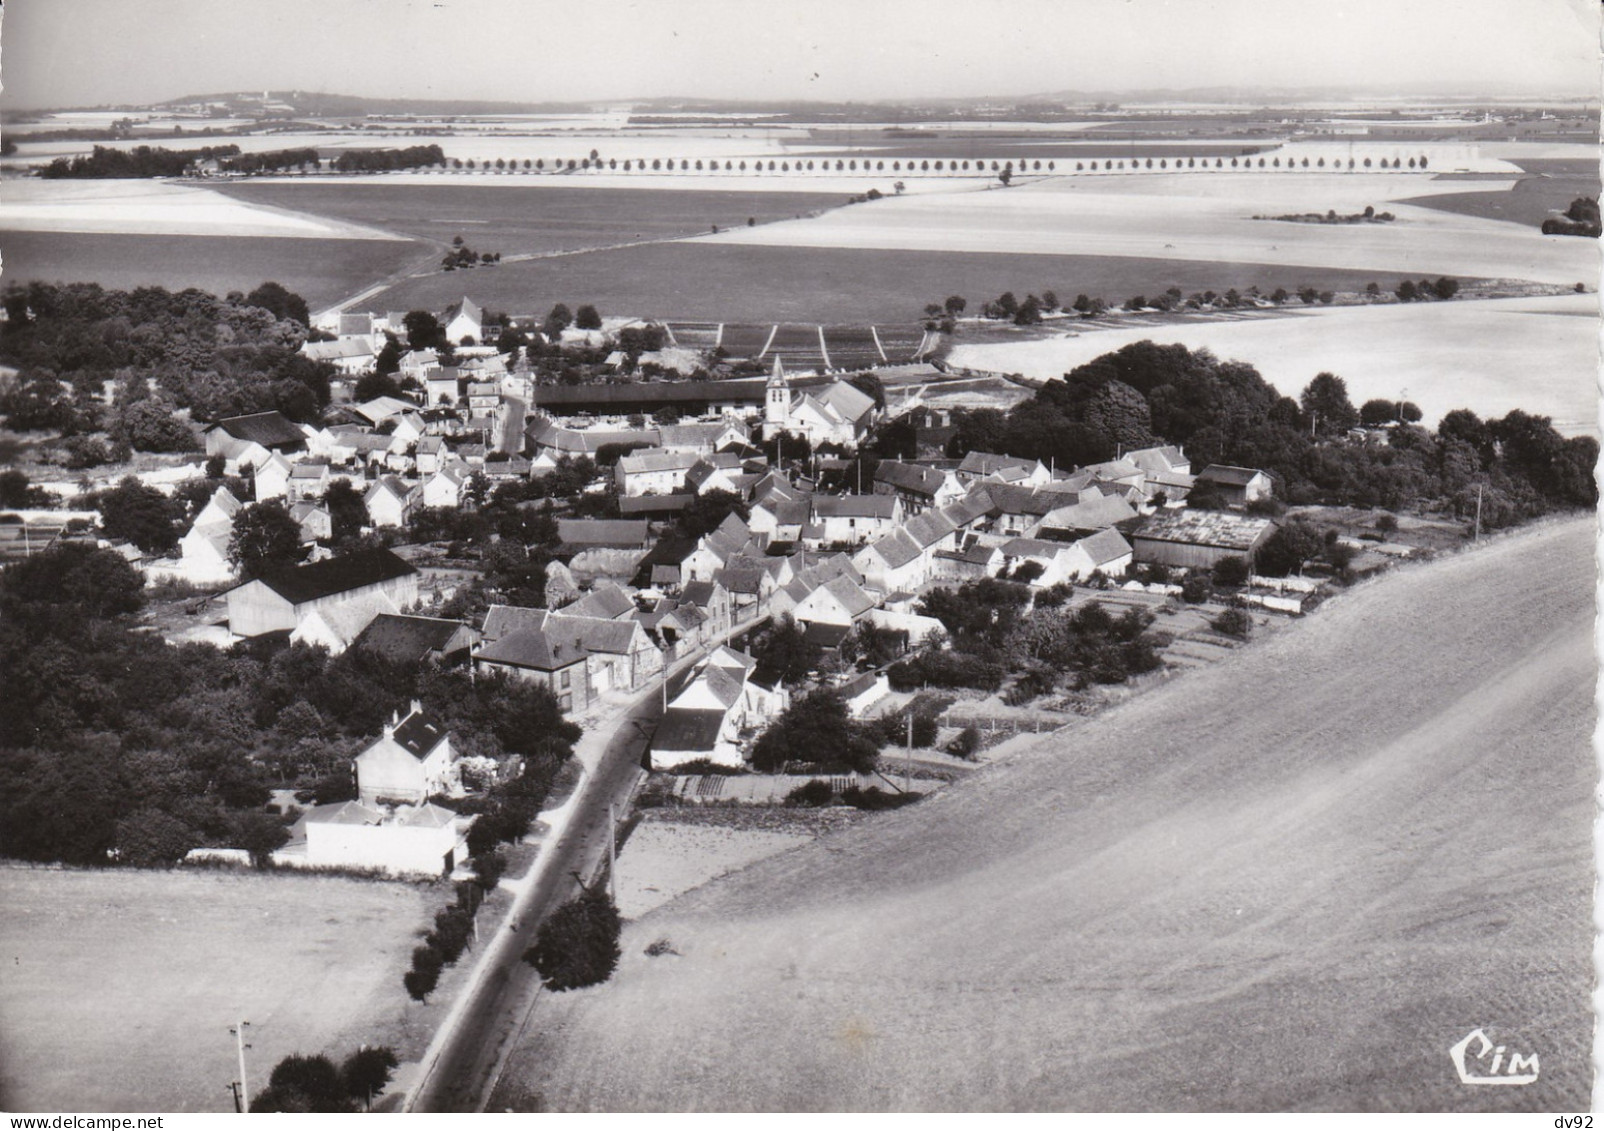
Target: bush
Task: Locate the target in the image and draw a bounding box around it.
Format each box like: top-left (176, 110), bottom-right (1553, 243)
top-left (523, 889), bottom-right (621, 991)
top-left (411, 944), bottom-right (444, 978)
top-left (1033, 582), bottom-right (1074, 608)
top-left (1375, 512), bottom-right (1398, 533)
top-left (947, 726), bottom-right (982, 759)
top-left (403, 966), bottom-right (439, 1002)
top-left (1211, 555), bottom-right (1250, 588)
top-left (340, 1047), bottom-right (399, 1109)
top-left (429, 905), bottom-right (474, 964)
top-left (1211, 607), bottom-right (1253, 639)
top-left (840, 786), bottom-right (922, 811)
top-left (887, 651), bottom-right (1005, 693)
top-left (784, 779), bottom-right (834, 807)
top-left (875, 710), bottom-right (939, 748)
top-left (1180, 574), bottom-right (1214, 604)
top-left (471, 849), bottom-right (507, 891)
top-left (1244, 496), bottom-right (1286, 518)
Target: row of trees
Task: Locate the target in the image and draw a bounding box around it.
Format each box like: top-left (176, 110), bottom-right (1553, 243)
top-left (39, 143), bottom-right (242, 178)
top-left (942, 340), bottom-right (1597, 521)
top-left (1069, 154), bottom-right (1427, 172)
top-left (331, 144), bottom-right (447, 173)
top-left (253, 1047), bottom-right (399, 1113)
top-left (219, 147), bottom-right (321, 175)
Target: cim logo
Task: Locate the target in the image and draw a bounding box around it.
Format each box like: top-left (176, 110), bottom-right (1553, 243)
top-left (1450, 1028), bottom-right (1540, 1086)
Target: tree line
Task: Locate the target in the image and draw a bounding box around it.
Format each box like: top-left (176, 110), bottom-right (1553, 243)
top-left (943, 340), bottom-right (1597, 525)
top-left (39, 143), bottom-right (243, 178)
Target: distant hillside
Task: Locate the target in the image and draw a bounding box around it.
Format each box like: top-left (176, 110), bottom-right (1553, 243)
top-left (151, 90), bottom-right (592, 117)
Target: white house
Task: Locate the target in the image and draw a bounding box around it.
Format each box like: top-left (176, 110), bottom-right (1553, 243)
top-left (365, 476), bottom-right (419, 528)
top-left (253, 452), bottom-right (294, 501)
top-left (615, 449), bottom-right (701, 496)
top-left (444, 297), bottom-right (484, 345)
top-left (422, 462), bottom-right (470, 509)
top-left (289, 590), bottom-right (398, 654)
top-left (291, 800), bottom-right (472, 878)
top-left (354, 700), bottom-right (456, 805)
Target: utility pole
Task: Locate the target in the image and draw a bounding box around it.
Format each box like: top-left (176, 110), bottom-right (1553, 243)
top-left (1474, 483), bottom-right (1483, 541)
top-left (905, 712), bottom-right (912, 793)
top-left (231, 1020), bottom-right (252, 1113)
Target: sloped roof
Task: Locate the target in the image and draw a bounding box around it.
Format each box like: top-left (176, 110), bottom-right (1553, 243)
top-left (558, 519), bottom-right (651, 549)
top-left (651, 708), bottom-right (730, 753)
top-left (619, 448), bottom-right (700, 475)
top-left (1196, 464), bottom-right (1270, 488)
top-left (1133, 509), bottom-right (1274, 552)
top-left (803, 621), bottom-right (853, 648)
top-left (207, 411), bottom-right (305, 449)
top-left (481, 604), bottom-right (550, 641)
top-left (658, 421), bottom-right (743, 447)
top-left (1077, 527), bottom-right (1134, 566)
top-left (980, 483), bottom-right (1066, 517)
top-left (366, 475), bottom-right (417, 503)
top-left (865, 528), bottom-right (923, 570)
top-left (476, 622), bottom-right (585, 671)
top-left (821, 574), bottom-right (876, 617)
top-left (393, 802), bottom-right (462, 828)
top-left (304, 799), bottom-right (385, 827)
top-left (352, 614), bottom-right (477, 663)
top-left (957, 451), bottom-right (1036, 477)
top-left (252, 547), bottom-right (416, 605)
top-left (390, 707), bottom-right (448, 759)
top-left (814, 381), bottom-right (876, 422)
top-left (566, 582), bottom-right (637, 619)
top-left (939, 492), bottom-right (993, 528)
top-left (548, 613), bottom-right (643, 655)
top-left (706, 644), bottom-right (757, 676)
top-left (1001, 537), bottom-right (1069, 560)
top-left (1039, 494), bottom-right (1139, 533)
top-left (874, 460), bottom-right (951, 497)
top-left (680, 579), bottom-right (724, 607)
top-left (904, 509), bottom-right (958, 548)
top-left (289, 460), bottom-right (331, 480)
top-left (1124, 445), bottom-right (1188, 474)
top-left (812, 494), bottom-right (896, 520)
top-left (353, 396), bottom-right (417, 425)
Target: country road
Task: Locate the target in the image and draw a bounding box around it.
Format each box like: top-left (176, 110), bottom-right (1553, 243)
top-left (403, 639), bottom-right (741, 1112)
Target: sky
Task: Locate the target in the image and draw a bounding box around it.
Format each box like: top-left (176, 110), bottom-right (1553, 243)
top-left (1, 0), bottom-right (1598, 110)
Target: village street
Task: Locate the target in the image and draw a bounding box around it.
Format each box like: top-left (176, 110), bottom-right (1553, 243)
top-left (400, 619), bottom-right (759, 1113)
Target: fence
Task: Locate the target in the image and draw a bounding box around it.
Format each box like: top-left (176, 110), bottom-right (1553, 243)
top-left (939, 712), bottom-right (1066, 737)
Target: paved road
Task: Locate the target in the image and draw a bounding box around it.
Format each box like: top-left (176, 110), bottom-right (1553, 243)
top-left (403, 658), bottom-right (715, 1112)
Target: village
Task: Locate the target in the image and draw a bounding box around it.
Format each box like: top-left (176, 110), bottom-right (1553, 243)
top-left (0, 287), bottom-right (1434, 890)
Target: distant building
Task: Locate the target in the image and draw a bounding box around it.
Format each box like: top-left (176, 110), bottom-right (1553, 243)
top-left (1194, 465), bottom-right (1274, 507)
top-left (225, 547), bottom-right (419, 638)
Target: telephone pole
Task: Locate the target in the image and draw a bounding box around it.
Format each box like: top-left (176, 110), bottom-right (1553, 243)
top-left (905, 712), bottom-right (913, 793)
top-left (607, 802), bottom-right (618, 903)
top-left (1474, 483), bottom-right (1483, 541)
top-left (230, 1020), bottom-right (252, 1113)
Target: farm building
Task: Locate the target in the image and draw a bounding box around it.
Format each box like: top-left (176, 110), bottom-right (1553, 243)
top-left (558, 519), bottom-right (653, 551)
top-left (354, 700), bottom-right (455, 806)
top-left (203, 411), bottom-right (307, 465)
top-left (288, 591), bottom-right (398, 655)
top-left (615, 449), bottom-right (702, 496)
top-left (224, 547), bottom-right (419, 638)
top-left (286, 800), bottom-right (472, 878)
top-left (956, 451), bottom-right (1052, 487)
top-left (1194, 465), bottom-right (1275, 507)
top-left (1132, 509), bottom-right (1275, 570)
top-left (873, 461), bottom-right (965, 514)
top-left (474, 623), bottom-right (594, 714)
top-left (350, 613), bottom-right (480, 666)
top-left (527, 379), bottom-right (767, 418)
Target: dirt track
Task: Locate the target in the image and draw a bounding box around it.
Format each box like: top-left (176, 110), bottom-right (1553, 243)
top-left (498, 518), bottom-right (1596, 1112)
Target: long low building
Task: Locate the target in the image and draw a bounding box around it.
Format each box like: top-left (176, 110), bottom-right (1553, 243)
top-left (225, 547), bottom-right (420, 638)
top-left (1131, 509), bottom-right (1276, 570)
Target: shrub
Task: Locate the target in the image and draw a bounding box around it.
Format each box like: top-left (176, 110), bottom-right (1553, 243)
top-left (840, 786), bottom-right (922, 811)
top-left (1376, 512), bottom-right (1398, 533)
top-left (1212, 607), bottom-right (1253, 639)
top-left (429, 905), bottom-right (474, 964)
top-left (1033, 582), bottom-right (1074, 608)
top-left (784, 779), bottom-right (834, 807)
top-left (411, 944), bottom-right (444, 978)
top-left (1211, 555), bottom-right (1250, 588)
top-left (887, 651), bottom-right (1005, 693)
top-left (403, 966), bottom-right (439, 1002)
top-left (947, 726), bottom-right (982, 759)
top-left (1244, 496), bottom-right (1286, 518)
top-left (340, 1047), bottom-right (399, 1109)
top-left (471, 849), bottom-right (507, 891)
top-left (1180, 574), bottom-right (1214, 604)
top-left (523, 889), bottom-right (621, 991)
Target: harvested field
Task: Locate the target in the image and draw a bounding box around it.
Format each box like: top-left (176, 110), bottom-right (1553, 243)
top-left (0, 867), bottom-right (448, 1112)
top-left (823, 326), bottom-right (886, 369)
top-left (691, 172), bottom-right (1595, 287)
top-left (495, 516), bottom-right (1596, 1112)
top-left (1400, 170), bottom-right (1602, 229)
top-left (213, 183), bottom-right (854, 256)
top-left (947, 293), bottom-right (1599, 437)
top-left (716, 323), bottom-right (776, 358)
top-left (614, 816), bottom-right (812, 920)
top-left (365, 241), bottom-right (1406, 325)
top-left (764, 323), bottom-right (828, 366)
top-left (0, 230), bottom-right (427, 312)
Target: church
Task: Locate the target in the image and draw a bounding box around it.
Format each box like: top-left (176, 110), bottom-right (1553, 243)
top-left (763, 357), bottom-right (880, 449)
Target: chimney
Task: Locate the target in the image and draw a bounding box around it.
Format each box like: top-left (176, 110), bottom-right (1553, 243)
top-left (410, 698), bottom-right (423, 718)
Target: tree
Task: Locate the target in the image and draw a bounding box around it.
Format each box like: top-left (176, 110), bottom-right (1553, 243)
top-left (523, 888), bottom-right (621, 991)
top-left (574, 304), bottom-right (602, 331)
top-left (1434, 276), bottom-right (1460, 300)
top-left (1212, 607), bottom-right (1252, 639)
top-left (115, 397), bottom-right (199, 453)
top-left (97, 477), bottom-right (184, 554)
top-left (341, 1047), bottom-right (398, 1110)
top-left (114, 807), bottom-right (197, 867)
top-left (354, 371), bottom-right (403, 402)
top-left (750, 615), bottom-right (822, 686)
top-left (402, 310), bottom-right (448, 352)
top-left (323, 479), bottom-right (367, 544)
top-left (998, 167), bottom-right (1012, 186)
top-left (1013, 295), bottom-right (1043, 325)
top-left (229, 500), bottom-right (308, 578)
top-left (1396, 279), bottom-right (1419, 302)
top-left (752, 689), bottom-right (879, 773)
top-left (1257, 519), bottom-right (1326, 576)
top-left (0, 541), bottom-right (146, 620)
top-left (1212, 555), bottom-right (1250, 587)
top-left (944, 294), bottom-right (967, 317)
top-left (258, 1054), bottom-right (353, 1113)
top-left (1300, 372), bottom-right (1358, 436)
top-left (245, 282), bottom-right (310, 328)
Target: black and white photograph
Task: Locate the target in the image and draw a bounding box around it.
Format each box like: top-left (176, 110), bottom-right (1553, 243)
top-left (0, 0), bottom-right (1597, 1115)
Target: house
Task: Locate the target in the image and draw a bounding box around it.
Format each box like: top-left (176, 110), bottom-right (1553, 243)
top-left (873, 460), bottom-right (965, 514)
top-left (225, 547), bottom-right (419, 638)
top-left (365, 476), bottom-right (419, 528)
top-left (177, 520), bottom-right (237, 584)
top-left (557, 519), bottom-right (652, 552)
top-left (932, 539), bottom-right (1005, 581)
top-left (615, 449), bottom-right (702, 496)
top-left (351, 614), bottom-right (480, 666)
top-left (657, 421), bottom-right (749, 454)
top-left (1125, 445), bottom-right (1192, 482)
top-left (444, 297), bottom-right (484, 345)
top-left (476, 605), bottom-right (665, 701)
top-left (748, 494), bottom-right (811, 543)
top-left (1131, 509), bottom-right (1275, 570)
top-left (650, 707), bottom-right (739, 770)
top-left (287, 459), bottom-right (331, 503)
top-left (289, 591), bottom-right (399, 654)
top-left (290, 500), bottom-right (332, 543)
top-left (839, 671), bottom-right (890, 718)
top-left (252, 452), bottom-right (294, 501)
top-left (354, 700), bottom-right (455, 805)
top-left (289, 799), bottom-right (472, 878)
top-left (424, 368), bottom-right (461, 409)
top-left (978, 482), bottom-right (1088, 537)
top-left (684, 456), bottom-right (745, 497)
top-left (679, 578), bottom-right (732, 631)
top-left (956, 451), bottom-right (1051, 487)
top-left (466, 381), bottom-right (500, 413)
top-left (191, 485), bottom-right (244, 530)
top-left (791, 573), bottom-right (878, 628)
top-left (764, 359), bottom-right (879, 448)
top-left (1064, 527), bottom-right (1134, 579)
top-left (1036, 492), bottom-right (1141, 540)
top-left (564, 581), bottom-right (637, 620)
top-left (852, 528), bottom-right (927, 594)
top-left (811, 494), bottom-right (901, 546)
top-left (1194, 464), bottom-right (1275, 507)
top-left (422, 462), bottom-right (470, 509)
top-left (300, 337), bottom-right (377, 375)
top-left (204, 411), bottom-right (307, 466)
top-left (618, 494), bottom-right (694, 521)
top-left (475, 621), bottom-right (594, 713)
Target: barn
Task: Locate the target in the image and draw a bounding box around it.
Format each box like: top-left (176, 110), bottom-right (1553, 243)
top-left (1131, 509), bottom-right (1275, 570)
top-left (224, 547), bottom-right (419, 638)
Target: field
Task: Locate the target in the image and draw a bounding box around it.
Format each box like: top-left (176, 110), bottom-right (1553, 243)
top-left (0, 867), bottom-right (449, 1112)
top-left (946, 292), bottom-right (1599, 436)
top-left (365, 241), bottom-right (1410, 325)
top-left (213, 183), bottom-right (856, 256)
top-left (1400, 167), bottom-right (1602, 229)
top-left (614, 815), bottom-right (813, 920)
top-left (690, 172), bottom-right (1596, 287)
top-left (0, 230), bottom-right (427, 311)
top-left (494, 516), bottom-right (1596, 1112)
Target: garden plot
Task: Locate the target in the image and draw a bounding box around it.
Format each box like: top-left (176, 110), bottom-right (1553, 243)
top-left (690, 171), bottom-right (1594, 287)
top-left (0, 178), bottom-right (402, 239)
top-left (946, 292), bottom-right (1598, 437)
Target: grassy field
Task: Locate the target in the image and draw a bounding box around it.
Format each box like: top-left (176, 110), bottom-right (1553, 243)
top-left (494, 516), bottom-right (1596, 1112)
top-left (1400, 170), bottom-right (1601, 229)
top-left (367, 241), bottom-right (1407, 324)
top-left (0, 230), bottom-right (426, 310)
top-left (0, 867), bottom-right (452, 1112)
top-left (947, 292), bottom-right (1599, 436)
top-left (212, 183), bottom-right (855, 257)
